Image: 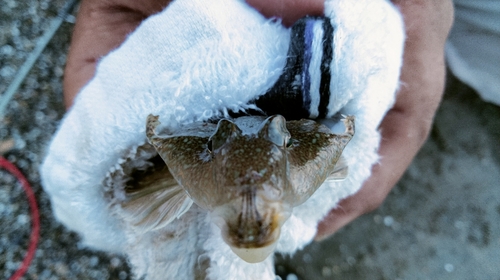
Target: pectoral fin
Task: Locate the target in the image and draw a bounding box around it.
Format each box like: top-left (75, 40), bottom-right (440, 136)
top-left (326, 155), bottom-right (348, 181)
top-left (120, 166), bottom-right (193, 232)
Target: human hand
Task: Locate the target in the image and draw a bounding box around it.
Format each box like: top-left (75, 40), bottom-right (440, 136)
top-left (63, 0), bottom-right (172, 108)
top-left (63, 0), bottom-right (452, 241)
top-left (63, 0), bottom-right (323, 108)
top-left (316, 0), bottom-right (454, 239)
top-left (188, 0), bottom-right (447, 240)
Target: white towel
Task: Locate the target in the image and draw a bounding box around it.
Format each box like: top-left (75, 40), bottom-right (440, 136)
top-left (40, 0), bottom-right (404, 278)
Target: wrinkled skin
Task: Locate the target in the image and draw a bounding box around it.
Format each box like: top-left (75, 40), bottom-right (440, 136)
top-left (145, 114), bottom-right (354, 262)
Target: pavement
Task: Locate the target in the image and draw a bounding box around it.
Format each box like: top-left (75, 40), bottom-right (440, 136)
top-left (1, 1), bottom-right (499, 279)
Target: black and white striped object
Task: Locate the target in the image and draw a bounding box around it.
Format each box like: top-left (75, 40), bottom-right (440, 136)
top-left (253, 17), bottom-right (334, 120)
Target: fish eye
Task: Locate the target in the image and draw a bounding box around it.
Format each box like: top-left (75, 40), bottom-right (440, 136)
top-left (286, 138), bottom-right (294, 148)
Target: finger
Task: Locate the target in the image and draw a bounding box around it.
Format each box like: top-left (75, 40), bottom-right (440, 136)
top-left (63, 0), bottom-right (172, 108)
top-left (316, 108), bottom-right (433, 240)
top-left (245, 0), bottom-right (324, 26)
top-left (316, 0), bottom-right (453, 240)
top-left (65, 0), bottom-right (321, 108)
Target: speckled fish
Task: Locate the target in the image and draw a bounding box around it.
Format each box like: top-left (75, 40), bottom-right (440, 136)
top-left (125, 114), bottom-right (354, 263)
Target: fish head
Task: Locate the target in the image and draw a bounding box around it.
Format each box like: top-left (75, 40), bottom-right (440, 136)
top-left (146, 114), bottom-right (355, 263)
top-left (207, 115), bottom-right (294, 262)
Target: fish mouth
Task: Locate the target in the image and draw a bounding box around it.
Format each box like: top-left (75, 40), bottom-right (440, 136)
top-left (210, 194), bottom-right (291, 263)
top-left (229, 241), bottom-right (279, 263)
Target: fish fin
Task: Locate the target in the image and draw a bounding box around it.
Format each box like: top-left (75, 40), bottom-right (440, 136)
top-left (326, 155), bottom-right (349, 181)
top-left (120, 170), bottom-right (193, 232)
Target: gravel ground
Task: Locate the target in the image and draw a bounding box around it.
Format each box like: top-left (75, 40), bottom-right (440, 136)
top-left (1, 1), bottom-right (499, 279)
top-left (1, 1), bottom-right (132, 279)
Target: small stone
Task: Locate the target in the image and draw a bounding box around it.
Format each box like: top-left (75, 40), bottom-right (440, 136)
top-left (383, 216), bottom-right (394, 227)
top-left (454, 220), bottom-right (465, 229)
top-left (65, 14), bottom-right (76, 24)
top-left (7, 0), bottom-right (17, 8)
top-left (118, 271), bottom-right (128, 280)
top-left (10, 25), bottom-right (20, 37)
top-left (6, 261), bottom-right (18, 270)
top-left (321, 266), bottom-right (332, 277)
top-left (110, 257), bottom-right (122, 268)
top-left (40, 269), bottom-right (52, 278)
top-left (17, 214), bottom-right (29, 226)
top-left (0, 138), bottom-right (15, 154)
top-left (444, 263), bottom-right (454, 272)
top-left (0, 66), bottom-right (16, 78)
top-left (54, 66), bottom-right (64, 77)
top-left (54, 262), bottom-right (69, 276)
top-left (89, 256), bottom-right (99, 267)
top-left (302, 253), bottom-right (312, 263)
top-left (1, 45), bottom-right (14, 55)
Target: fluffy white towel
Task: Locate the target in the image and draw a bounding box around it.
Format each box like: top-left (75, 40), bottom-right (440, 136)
top-left (40, 0), bottom-right (404, 278)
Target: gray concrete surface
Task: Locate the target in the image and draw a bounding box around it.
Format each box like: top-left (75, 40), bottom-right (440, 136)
top-left (275, 77), bottom-right (500, 280)
top-left (1, 1), bottom-right (499, 279)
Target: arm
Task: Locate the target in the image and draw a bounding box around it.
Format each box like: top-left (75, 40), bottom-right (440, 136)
top-left (63, 0), bottom-right (453, 240)
top-left (63, 0), bottom-right (172, 108)
top-left (316, 0), bottom-right (454, 239)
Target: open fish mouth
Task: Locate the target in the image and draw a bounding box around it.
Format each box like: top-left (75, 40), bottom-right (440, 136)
top-left (210, 195), bottom-right (291, 263)
top-left (229, 242), bottom-right (279, 263)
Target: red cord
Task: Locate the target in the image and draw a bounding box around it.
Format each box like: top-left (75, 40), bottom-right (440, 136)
top-left (0, 157), bottom-right (40, 280)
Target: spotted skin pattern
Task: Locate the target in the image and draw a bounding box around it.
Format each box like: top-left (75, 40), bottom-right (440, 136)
top-left (145, 114), bottom-right (354, 254)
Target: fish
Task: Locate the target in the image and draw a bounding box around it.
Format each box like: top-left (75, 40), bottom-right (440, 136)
top-left (119, 114), bottom-right (354, 263)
